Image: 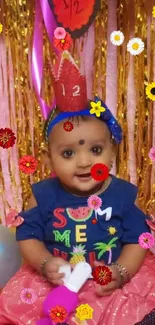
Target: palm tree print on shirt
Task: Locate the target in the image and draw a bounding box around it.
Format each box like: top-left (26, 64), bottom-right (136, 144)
top-left (94, 237), bottom-right (118, 264)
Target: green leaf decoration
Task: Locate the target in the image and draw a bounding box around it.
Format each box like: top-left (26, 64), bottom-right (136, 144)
top-left (98, 250), bottom-right (106, 259)
top-left (107, 237), bottom-right (118, 246)
top-left (94, 243), bottom-right (107, 250)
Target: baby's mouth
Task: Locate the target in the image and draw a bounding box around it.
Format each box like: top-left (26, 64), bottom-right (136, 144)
top-left (76, 173), bottom-right (91, 178)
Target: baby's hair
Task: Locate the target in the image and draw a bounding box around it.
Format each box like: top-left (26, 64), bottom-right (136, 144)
top-left (43, 101), bottom-right (116, 147)
top-left (43, 102), bottom-right (92, 142)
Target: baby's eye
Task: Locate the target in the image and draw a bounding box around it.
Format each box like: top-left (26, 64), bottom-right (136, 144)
top-left (91, 146), bottom-right (103, 155)
top-left (62, 150), bottom-right (74, 158)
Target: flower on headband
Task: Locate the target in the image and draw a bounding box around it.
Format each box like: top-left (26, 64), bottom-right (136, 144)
top-left (54, 27), bottom-right (66, 39)
top-left (6, 208), bottom-right (24, 228)
top-left (127, 38), bottom-right (144, 56)
top-left (91, 163), bottom-right (109, 182)
top-left (63, 121), bottom-right (74, 132)
top-left (87, 195), bottom-right (102, 210)
top-left (0, 128), bottom-right (16, 149)
top-left (153, 6), bottom-right (155, 18)
top-left (110, 31), bottom-right (124, 46)
top-left (0, 23), bottom-right (3, 34)
top-left (53, 30), bottom-right (72, 51)
top-left (49, 305), bottom-right (67, 323)
top-left (138, 232), bottom-right (155, 249)
top-left (149, 147), bottom-right (155, 162)
top-left (92, 265), bottom-right (112, 286)
top-left (19, 155), bottom-right (38, 174)
top-left (146, 82), bottom-right (155, 101)
top-left (89, 100), bottom-right (106, 117)
top-left (75, 304), bottom-right (94, 321)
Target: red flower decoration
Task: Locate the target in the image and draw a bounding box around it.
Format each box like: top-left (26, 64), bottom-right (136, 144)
top-left (92, 265), bottom-right (112, 286)
top-left (53, 32), bottom-right (73, 51)
top-left (49, 305), bottom-right (67, 323)
top-left (63, 121), bottom-right (74, 132)
top-left (0, 128), bottom-right (16, 149)
top-left (91, 163), bottom-right (109, 182)
top-left (92, 218), bottom-right (98, 224)
top-left (19, 155), bottom-right (38, 174)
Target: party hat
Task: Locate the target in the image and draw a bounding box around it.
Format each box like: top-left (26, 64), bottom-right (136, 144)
top-left (50, 51), bottom-right (88, 112)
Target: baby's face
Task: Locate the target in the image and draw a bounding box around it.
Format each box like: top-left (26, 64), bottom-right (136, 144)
top-left (48, 116), bottom-right (115, 196)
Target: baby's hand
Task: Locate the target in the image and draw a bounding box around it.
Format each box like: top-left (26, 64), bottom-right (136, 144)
top-left (94, 261), bottom-right (122, 297)
top-left (44, 256), bottom-right (70, 286)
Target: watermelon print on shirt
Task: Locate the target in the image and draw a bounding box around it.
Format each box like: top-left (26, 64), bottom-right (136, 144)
top-left (16, 176), bottom-right (150, 267)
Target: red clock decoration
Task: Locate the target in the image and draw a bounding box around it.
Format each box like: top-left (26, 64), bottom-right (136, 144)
top-left (48, 0), bottom-right (100, 38)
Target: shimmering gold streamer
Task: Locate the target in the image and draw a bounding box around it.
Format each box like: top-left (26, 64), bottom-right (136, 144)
top-left (0, 0), bottom-right (44, 210)
top-left (134, 0), bottom-right (152, 212)
top-left (116, 0), bottom-right (130, 181)
top-left (145, 0), bottom-right (155, 214)
top-left (93, 0), bottom-right (108, 99)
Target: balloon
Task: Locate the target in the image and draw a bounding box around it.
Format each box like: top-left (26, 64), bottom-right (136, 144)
top-left (0, 225), bottom-right (22, 288)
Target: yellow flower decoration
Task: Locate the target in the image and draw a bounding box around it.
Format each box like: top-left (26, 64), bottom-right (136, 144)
top-left (75, 304), bottom-right (94, 321)
top-left (152, 6), bottom-right (155, 18)
top-left (89, 100), bottom-right (106, 117)
top-left (0, 23), bottom-right (3, 34)
top-left (146, 82), bottom-right (155, 101)
top-left (108, 226), bottom-right (117, 235)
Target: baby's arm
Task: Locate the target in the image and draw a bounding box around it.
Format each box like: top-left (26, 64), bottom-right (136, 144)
top-left (18, 194), bottom-right (69, 284)
top-left (18, 193), bottom-right (52, 272)
top-left (115, 243), bottom-right (147, 281)
top-left (19, 238), bottom-right (53, 273)
top-left (95, 244), bottom-right (147, 297)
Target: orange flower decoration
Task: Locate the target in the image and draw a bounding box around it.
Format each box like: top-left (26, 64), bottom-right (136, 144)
top-left (0, 128), bottom-right (16, 149)
top-left (19, 155), bottom-right (38, 174)
top-left (49, 305), bottom-right (68, 323)
top-left (53, 32), bottom-right (72, 51)
top-left (92, 265), bottom-right (112, 286)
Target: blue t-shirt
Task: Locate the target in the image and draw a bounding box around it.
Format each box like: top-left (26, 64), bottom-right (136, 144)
top-left (16, 175), bottom-right (150, 266)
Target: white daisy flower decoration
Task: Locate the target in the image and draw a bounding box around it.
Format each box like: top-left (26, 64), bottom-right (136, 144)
top-left (110, 31), bottom-right (124, 46)
top-left (127, 38), bottom-right (144, 55)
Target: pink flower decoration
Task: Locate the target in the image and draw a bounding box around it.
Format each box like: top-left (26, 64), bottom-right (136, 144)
top-left (87, 195), bottom-right (102, 210)
top-left (149, 147), bottom-right (155, 162)
top-left (138, 232), bottom-right (155, 249)
top-left (20, 288), bottom-right (37, 304)
top-left (6, 208), bottom-right (24, 228)
top-left (54, 27), bottom-right (66, 39)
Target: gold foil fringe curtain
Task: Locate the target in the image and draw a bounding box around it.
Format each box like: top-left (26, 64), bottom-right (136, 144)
top-left (0, 0), bottom-right (155, 216)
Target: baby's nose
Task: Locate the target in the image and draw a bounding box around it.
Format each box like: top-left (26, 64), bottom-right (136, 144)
top-left (77, 152), bottom-right (92, 168)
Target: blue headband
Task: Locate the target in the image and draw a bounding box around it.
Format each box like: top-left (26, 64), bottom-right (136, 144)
top-left (46, 98), bottom-right (123, 144)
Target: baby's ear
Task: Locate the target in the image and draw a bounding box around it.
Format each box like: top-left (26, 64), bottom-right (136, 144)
top-left (41, 144), bottom-right (52, 170)
top-left (111, 139), bottom-right (118, 156)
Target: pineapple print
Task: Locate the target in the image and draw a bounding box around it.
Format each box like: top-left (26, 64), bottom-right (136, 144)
top-left (70, 244), bottom-right (86, 264)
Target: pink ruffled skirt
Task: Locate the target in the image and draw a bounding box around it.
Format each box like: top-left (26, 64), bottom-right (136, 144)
top-left (0, 253), bottom-right (155, 325)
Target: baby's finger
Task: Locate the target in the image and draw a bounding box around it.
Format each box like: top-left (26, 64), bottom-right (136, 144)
top-left (49, 278), bottom-right (64, 286)
top-left (47, 272), bottom-right (65, 281)
top-left (45, 264), bottom-right (59, 273)
top-left (95, 281), bottom-right (117, 296)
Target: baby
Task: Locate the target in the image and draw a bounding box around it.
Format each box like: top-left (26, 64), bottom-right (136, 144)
top-left (0, 51), bottom-right (155, 325)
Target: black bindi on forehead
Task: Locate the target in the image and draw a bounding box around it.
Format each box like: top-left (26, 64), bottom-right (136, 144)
top-left (78, 139), bottom-right (85, 145)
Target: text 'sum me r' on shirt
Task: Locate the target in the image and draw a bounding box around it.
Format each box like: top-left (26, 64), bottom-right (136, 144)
top-left (16, 176), bottom-right (150, 266)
